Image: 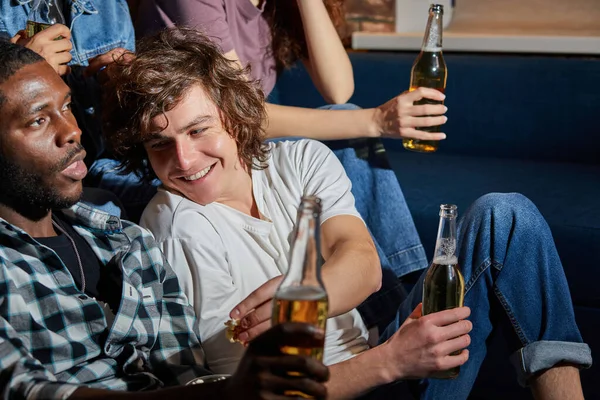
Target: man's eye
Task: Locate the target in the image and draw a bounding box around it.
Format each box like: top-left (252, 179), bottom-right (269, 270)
top-left (63, 102), bottom-right (72, 112)
top-left (150, 141), bottom-right (168, 150)
top-left (30, 117), bottom-right (46, 127)
top-left (190, 128), bottom-right (207, 136)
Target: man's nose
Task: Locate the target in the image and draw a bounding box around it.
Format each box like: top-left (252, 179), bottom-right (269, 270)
top-left (56, 114), bottom-right (82, 147)
top-left (175, 141), bottom-right (195, 171)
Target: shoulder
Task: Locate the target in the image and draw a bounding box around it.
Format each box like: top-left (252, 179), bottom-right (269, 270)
top-left (140, 188), bottom-right (223, 243)
top-left (268, 139), bottom-right (333, 167)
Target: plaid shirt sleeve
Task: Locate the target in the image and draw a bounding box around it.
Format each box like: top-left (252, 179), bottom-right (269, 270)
top-left (121, 221), bottom-right (210, 386)
top-left (0, 305), bottom-right (79, 400)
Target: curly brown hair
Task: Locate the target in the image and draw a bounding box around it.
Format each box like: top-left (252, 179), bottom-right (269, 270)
top-left (103, 27), bottom-right (269, 182)
top-left (265, 0), bottom-right (347, 71)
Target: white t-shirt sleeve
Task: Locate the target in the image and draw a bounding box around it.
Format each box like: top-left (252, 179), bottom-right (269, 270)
top-left (156, 214), bottom-right (246, 374)
top-left (283, 139), bottom-right (363, 224)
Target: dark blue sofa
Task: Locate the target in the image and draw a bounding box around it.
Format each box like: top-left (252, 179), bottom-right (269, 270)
top-left (272, 51), bottom-right (600, 399)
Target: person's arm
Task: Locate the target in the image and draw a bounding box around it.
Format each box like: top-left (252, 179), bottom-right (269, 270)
top-left (326, 305), bottom-right (472, 398)
top-left (319, 215), bottom-right (381, 315)
top-left (297, 0), bottom-right (354, 104)
top-left (0, 315), bottom-right (82, 399)
top-left (263, 87), bottom-right (448, 142)
top-left (231, 140), bottom-right (381, 341)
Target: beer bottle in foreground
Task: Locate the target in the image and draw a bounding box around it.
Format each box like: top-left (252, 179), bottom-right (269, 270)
top-left (422, 204), bottom-right (465, 379)
top-left (403, 4), bottom-right (448, 153)
top-left (272, 195), bottom-right (328, 361)
top-left (26, 0), bottom-right (66, 39)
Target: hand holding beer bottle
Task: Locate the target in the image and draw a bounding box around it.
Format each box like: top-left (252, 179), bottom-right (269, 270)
top-left (403, 4), bottom-right (448, 153)
top-left (374, 87), bottom-right (447, 141)
top-left (224, 322), bottom-right (329, 400)
top-left (10, 0), bottom-right (71, 76)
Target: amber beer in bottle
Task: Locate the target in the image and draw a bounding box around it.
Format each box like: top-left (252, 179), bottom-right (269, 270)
top-left (272, 196), bottom-right (328, 359)
top-left (422, 204), bottom-right (465, 379)
top-left (272, 196), bottom-right (328, 397)
top-left (25, 0), bottom-right (66, 39)
top-left (403, 4), bottom-right (448, 153)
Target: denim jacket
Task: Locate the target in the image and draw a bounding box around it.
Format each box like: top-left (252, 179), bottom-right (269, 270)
top-left (0, 0), bottom-right (135, 66)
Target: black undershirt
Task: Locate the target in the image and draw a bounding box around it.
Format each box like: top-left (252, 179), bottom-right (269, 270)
top-left (36, 212), bottom-right (123, 313)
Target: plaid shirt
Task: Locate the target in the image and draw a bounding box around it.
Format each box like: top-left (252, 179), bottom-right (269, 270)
top-left (0, 203), bottom-right (208, 400)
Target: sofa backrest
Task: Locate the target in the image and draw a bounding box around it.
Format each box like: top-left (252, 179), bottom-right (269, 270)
top-left (272, 52), bottom-right (600, 165)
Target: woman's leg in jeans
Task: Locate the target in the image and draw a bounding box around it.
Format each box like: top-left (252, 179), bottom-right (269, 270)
top-left (380, 193), bottom-right (591, 399)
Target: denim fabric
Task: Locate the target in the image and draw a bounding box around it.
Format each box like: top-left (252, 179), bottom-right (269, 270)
top-left (80, 187), bottom-right (125, 218)
top-left (86, 158), bottom-right (160, 224)
top-left (378, 193), bottom-right (592, 399)
top-left (0, 0), bottom-right (135, 66)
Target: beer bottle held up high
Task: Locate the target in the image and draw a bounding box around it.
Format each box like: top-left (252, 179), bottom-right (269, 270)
top-left (26, 0), bottom-right (66, 39)
top-left (403, 4), bottom-right (448, 153)
top-left (422, 204), bottom-right (465, 379)
top-left (272, 195), bottom-right (328, 360)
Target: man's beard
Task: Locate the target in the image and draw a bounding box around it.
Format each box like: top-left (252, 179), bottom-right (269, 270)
top-left (0, 146), bottom-right (84, 221)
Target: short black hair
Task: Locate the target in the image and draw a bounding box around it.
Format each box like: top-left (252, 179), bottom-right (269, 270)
top-left (0, 40), bottom-right (45, 109)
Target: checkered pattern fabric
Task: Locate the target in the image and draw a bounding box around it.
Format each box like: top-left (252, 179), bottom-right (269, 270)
top-left (0, 203), bottom-right (208, 400)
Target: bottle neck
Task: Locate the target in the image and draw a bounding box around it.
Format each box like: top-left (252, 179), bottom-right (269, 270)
top-left (421, 9), bottom-right (443, 52)
top-left (29, 0), bottom-right (66, 25)
top-left (282, 198), bottom-right (324, 288)
top-left (432, 205), bottom-right (457, 263)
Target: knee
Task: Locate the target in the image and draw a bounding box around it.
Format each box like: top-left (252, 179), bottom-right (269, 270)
top-left (468, 192), bottom-right (545, 228)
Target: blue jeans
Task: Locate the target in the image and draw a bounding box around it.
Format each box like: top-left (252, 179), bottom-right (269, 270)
top-left (377, 193), bottom-right (592, 399)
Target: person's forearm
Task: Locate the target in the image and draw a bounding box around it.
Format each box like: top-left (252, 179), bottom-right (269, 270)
top-left (322, 241), bottom-right (381, 317)
top-left (264, 103), bottom-right (380, 140)
top-left (327, 346), bottom-right (397, 399)
top-left (297, 0), bottom-right (354, 104)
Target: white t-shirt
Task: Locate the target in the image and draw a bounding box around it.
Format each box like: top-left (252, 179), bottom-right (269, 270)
top-left (140, 139), bottom-right (370, 374)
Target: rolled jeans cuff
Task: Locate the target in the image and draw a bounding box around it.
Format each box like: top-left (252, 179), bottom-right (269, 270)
top-left (510, 340), bottom-right (592, 387)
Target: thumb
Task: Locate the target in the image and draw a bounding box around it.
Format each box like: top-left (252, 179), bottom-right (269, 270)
top-left (248, 322), bottom-right (325, 356)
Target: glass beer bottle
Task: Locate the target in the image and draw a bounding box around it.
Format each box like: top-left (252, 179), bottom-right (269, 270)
top-left (272, 195), bottom-right (328, 361)
top-left (422, 204), bottom-right (465, 379)
top-left (26, 0), bottom-right (66, 39)
top-left (403, 4), bottom-right (448, 153)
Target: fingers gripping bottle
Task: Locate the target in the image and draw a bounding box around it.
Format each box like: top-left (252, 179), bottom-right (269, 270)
top-left (403, 4), bottom-right (448, 153)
